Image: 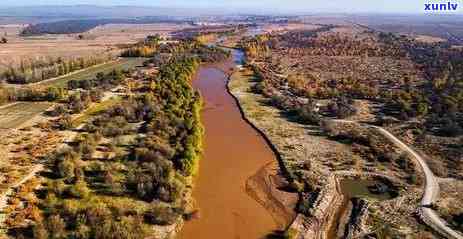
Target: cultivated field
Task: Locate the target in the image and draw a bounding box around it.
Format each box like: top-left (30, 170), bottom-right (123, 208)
top-left (0, 102), bottom-right (52, 129)
top-left (260, 23), bottom-right (322, 33)
top-left (0, 23), bottom-right (190, 72)
top-left (36, 57), bottom-right (146, 87)
top-left (88, 23), bottom-right (191, 40)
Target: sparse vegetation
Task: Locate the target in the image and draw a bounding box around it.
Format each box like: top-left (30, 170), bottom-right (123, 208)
top-left (120, 35), bottom-right (161, 57)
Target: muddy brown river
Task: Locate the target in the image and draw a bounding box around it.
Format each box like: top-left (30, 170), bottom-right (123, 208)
top-left (178, 50), bottom-right (278, 238)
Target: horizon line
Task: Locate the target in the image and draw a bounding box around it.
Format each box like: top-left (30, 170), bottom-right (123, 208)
top-left (0, 4), bottom-right (463, 15)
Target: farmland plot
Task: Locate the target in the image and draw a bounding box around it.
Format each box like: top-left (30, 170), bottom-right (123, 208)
top-left (0, 102), bottom-right (52, 129)
top-left (36, 57), bottom-right (146, 87)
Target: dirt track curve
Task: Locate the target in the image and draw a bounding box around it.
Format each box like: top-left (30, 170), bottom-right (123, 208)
top-left (334, 119), bottom-right (462, 239)
top-left (373, 126), bottom-right (463, 239)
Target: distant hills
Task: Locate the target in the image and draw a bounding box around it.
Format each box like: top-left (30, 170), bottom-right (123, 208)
top-left (0, 5), bottom-right (231, 18)
top-left (0, 5), bottom-right (226, 34)
top-left (20, 17), bottom-right (194, 36)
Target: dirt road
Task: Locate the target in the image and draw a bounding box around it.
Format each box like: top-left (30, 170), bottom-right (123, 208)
top-left (328, 120), bottom-right (463, 239)
top-left (373, 126), bottom-right (463, 239)
top-left (334, 119), bottom-right (462, 239)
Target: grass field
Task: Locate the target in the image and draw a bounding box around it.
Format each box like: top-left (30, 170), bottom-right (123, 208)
top-left (72, 96), bottom-right (121, 126)
top-left (0, 102), bottom-right (53, 129)
top-left (37, 57), bottom-right (147, 88)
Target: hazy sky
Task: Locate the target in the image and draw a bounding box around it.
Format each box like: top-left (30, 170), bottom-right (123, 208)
top-left (0, 0), bottom-right (449, 13)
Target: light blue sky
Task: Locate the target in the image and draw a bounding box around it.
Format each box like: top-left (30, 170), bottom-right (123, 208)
top-left (0, 0), bottom-right (453, 13)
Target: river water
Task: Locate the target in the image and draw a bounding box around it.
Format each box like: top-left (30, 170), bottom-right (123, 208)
top-left (178, 49), bottom-right (278, 238)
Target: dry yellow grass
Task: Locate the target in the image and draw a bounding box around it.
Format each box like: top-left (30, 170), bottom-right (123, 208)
top-left (0, 102), bottom-right (53, 129)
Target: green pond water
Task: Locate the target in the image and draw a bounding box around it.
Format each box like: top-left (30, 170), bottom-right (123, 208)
top-left (340, 179), bottom-right (396, 201)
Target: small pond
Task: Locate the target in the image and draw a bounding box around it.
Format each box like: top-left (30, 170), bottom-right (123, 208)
top-left (340, 179), bottom-right (397, 201)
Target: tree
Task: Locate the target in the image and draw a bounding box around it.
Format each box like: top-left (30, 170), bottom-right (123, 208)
top-left (58, 114), bottom-right (73, 130)
top-left (439, 118), bottom-right (463, 137)
top-left (51, 180), bottom-right (66, 196)
top-left (48, 104), bottom-right (67, 117)
top-left (68, 79), bottom-right (80, 89)
top-left (46, 214), bottom-right (66, 239)
top-left (74, 224), bottom-right (91, 239)
top-left (144, 204), bottom-right (178, 225)
top-left (328, 97), bottom-right (357, 119)
top-left (46, 87), bottom-right (64, 101)
top-left (297, 103), bottom-right (320, 124)
top-left (33, 222), bottom-right (49, 239)
top-left (417, 102), bottom-right (429, 117)
top-left (70, 97), bottom-right (85, 113)
top-left (57, 158), bottom-right (75, 180)
top-left (320, 120), bottom-right (339, 137)
top-left (69, 180), bottom-right (90, 198)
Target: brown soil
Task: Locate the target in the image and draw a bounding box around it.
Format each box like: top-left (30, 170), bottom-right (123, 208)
top-left (246, 161), bottom-right (298, 229)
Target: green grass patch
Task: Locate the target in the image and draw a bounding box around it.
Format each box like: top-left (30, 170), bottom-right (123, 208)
top-left (38, 58), bottom-right (146, 88)
top-left (72, 97), bottom-right (121, 126)
top-left (229, 68), bottom-right (267, 119)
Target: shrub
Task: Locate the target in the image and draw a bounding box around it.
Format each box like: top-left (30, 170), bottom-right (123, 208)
top-left (57, 114), bottom-right (73, 130)
top-left (144, 204), bottom-right (178, 225)
top-left (439, 119), bottom-right (463, 137)
top-left (297, 198), bottom-right (312, 216)
top-left (73, 224), bottom-right (91, 239)
top-left (57, 158), bottom-right (75, 180)
top-left (69, 180), bottom-right (90, 199)
top-left (284, 228), bottom-right (298, 239)
top-left (51, 180), bottom-right (67, 196)
top-left (93, 216), bottom-right (148, 239)
top-left (328, 98), bottom-right (357, 119)
top-left (297, 103), bottom-right (320, 124)
top-left (62, 200), bottom-right (81, 218)
top-left (43, 193), bottom-right (59, 213)
top-left (45, 214), bottom-right (66, 239)
top-left (48, 104), bottom-right (67, 117)
top-left (85, 202), bottom-right (112, 225)
top-left (33, 222), bottom-right (49, 239)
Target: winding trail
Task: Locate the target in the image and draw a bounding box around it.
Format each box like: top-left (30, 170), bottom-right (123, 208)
top-left (335, 120), bottom-right (462, 239)
top-left (372, 126), bottom-right (463, 239)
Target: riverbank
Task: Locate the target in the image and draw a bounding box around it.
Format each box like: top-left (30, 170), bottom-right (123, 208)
top-left (228, 67), bottom-right (431, 238)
